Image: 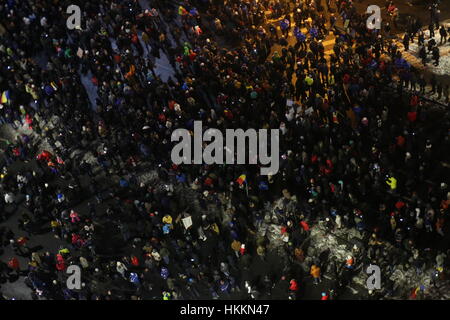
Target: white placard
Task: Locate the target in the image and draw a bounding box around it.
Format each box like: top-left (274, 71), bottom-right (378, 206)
top-left (77, 47), bottom-right (83, 58)
top-left (182, 216), bottom-right (192, 229)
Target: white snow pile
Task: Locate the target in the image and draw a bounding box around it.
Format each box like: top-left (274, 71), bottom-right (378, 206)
top-left (389, 264), bottom-right (432, 290)
top-left (406, 30), bottom-right (450, 77)
top-left (305, 221), bottom-right (441, 298)
top-left (136, 170), bottom-right (159, 185)
top-left (0, 113), bottom-right (55, 156)
top-left (308, 222), bottom-right (369, 288)
top-left (257, 192), bottom-right (444, 299)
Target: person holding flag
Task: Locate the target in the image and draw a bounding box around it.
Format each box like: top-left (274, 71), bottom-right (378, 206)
top-left (178, 6), bottom-right (189, 23)
top-left (1, 90), bottom-right (10, 104)
top-left (236, 174), bottom-right (248, 195)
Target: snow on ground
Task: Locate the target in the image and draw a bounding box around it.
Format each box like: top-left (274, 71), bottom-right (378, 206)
top-left (0, 115), bottom-right (54, 156)
top-left (309, 223), bottom-right (368, 287)
top-left (389, 263), bottom-right (432, 291)
top-left (408, 38), bottom-right (450, 76)
top-left (79, 69), bottom-right (99, 111)
top-left (153, 51), bottom-right (177, 82)
top-left (256, 195), bottom-right (440, 298)
top-left (309, 222), bottom-right (439, 297)
top-left (109, 37), bottom-right (120, 53)
top-left (136, 170), bottom-right (159, 185)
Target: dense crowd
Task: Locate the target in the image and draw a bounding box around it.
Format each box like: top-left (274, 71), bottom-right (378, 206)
top-left (0, 0), bottom-right (449, 300)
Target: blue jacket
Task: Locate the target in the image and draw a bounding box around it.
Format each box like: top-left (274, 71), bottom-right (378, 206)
top-left (309, 27), bottom-right (318, 38)
top-left (309, 27), bottom-right (319, 38)
top-left (294, 27), bottom-right (306, 42)
top-left (280, 19), bottom-right (289, 30)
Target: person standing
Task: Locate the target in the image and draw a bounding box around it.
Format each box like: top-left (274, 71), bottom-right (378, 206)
top-left (7, 257), bottom-right (20, 277)
top-left (269, 24), bottom-right (278, 40)
top-left (428, 38), bottom-right (436, 53)
top-left (437, 82), bottom-right (443, 100)
top-left (294, 27), bottom-right (307, 50)
top-left (443, 85), bottom-right (449, 104)
top-left (419, 46), bottom-right (427, 66)
top-left (429, 23), bottom-right (435, 38)
top-left (430, 74), bottom-right (437, 94)
top-left (418, 30), bottom-right (425, 46)
top-left (310, 264), bottom-right (321, 284)
top-left (403, 33), bottom-right (410, 51)
top-left (280, 18), bottom-right (290, 38)
top-left (410, 70), bottom-right (417, 92)
top-left (439, 25), bottom-right (447, 45)
top-left (432, 46), bottom-right (440, 66)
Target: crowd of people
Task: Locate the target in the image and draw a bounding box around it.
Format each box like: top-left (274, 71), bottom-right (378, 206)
top-left (401, 10), bottom-right (449, 67)
top-left (0, 0), bottom-right (449, 300)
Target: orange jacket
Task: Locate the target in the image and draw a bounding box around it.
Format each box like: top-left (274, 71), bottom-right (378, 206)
top-left (125, 65), bottom-right (136, 79)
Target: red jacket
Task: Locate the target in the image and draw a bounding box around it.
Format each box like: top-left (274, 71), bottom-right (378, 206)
top-left (289, 280), bottom-right (298, 291)
top-left (8, 257), bottom-right (20, 270)
top-left (131, 256), bottom-right (139, 266)
top-left (300, 221), bottom-right (310, 231)
top-left (56, 254), bottom-right (66, 271)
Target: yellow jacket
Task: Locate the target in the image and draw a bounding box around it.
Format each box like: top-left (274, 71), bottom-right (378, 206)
top-left (386, 177), bottom-right (397, 190)
top-left (162, 215), bottom-right (172, 225)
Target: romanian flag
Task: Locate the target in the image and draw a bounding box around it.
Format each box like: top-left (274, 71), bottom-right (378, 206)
top-left (236, 174), bottom-right (246, 186)
top-left (1, 90), bottom-right (10, 104)
top-left (178, 6), bottom-right (188, 16)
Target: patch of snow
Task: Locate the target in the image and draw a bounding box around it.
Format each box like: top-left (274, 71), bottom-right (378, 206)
top-left (407, 40), bottom-right (450, 76)
top-left (154, 51), bottom-right (176, 82)
top-left (78, 69), bottom-right (99, 111)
